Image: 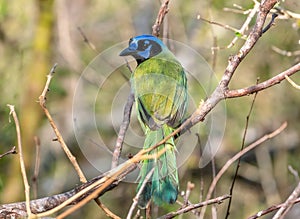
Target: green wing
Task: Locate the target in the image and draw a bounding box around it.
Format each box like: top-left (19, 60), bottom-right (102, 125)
top-left (132, 54), bottom-right (187, 130)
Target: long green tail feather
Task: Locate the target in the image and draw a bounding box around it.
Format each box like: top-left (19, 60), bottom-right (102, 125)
top-left (137, 125), bottom-right (178, 208)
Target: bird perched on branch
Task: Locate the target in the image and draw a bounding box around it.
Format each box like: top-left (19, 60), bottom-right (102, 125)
top-left (120, 35), bottom-right (188, 208)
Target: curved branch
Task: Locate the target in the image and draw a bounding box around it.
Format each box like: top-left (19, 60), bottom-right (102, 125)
top-left (225, 62), bottom-right (300, 98)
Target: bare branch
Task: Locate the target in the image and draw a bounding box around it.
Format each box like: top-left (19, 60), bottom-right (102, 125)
top-left (225, 91), bottom-right (258, 219)
top-left (7, 105), bottom-right (32, 218)
top-left (77, 26), bottom-right (98, 53)
top-left (39, 64), bottom-right (119, 218)
top-left (152, 0), bottom-right (170, 37)
top-left (199, 122), bottom-right (288, 219)
top-left (285, 75), bottom-right (300, 90)
top-left (0, 146), bottom-right (17, 159)
top-left (225, 63), bottom-right (300, 98)
top-left (32, 136), bottom-right (41, 199)
top-left (111, 91), bottom-right (134, 169)
top-left (126, 168), bottom-right (155, 219)
top-left (248, 197), bottom-right (300, 219)
top-left (272, 181), bottom-right (300, 219)
top-left (272, 46), bottom-right (300, 57)
top-left (159, 194), bottom-right (231, 219)
top-left (39, 63), bottom-right (86, 183)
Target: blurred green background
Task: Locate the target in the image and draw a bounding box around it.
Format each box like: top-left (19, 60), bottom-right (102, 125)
top-left (0, 0), bottom-right (300, 218)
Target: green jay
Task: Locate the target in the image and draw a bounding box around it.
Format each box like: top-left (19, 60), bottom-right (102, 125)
top-left (120, 35), bottom-right (188, 208)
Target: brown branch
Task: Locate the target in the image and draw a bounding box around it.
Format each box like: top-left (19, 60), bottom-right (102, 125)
top-left (77, 26), bottom-right (98, 53)
top-left (225, 62), bottom-right (300, 98)
top-left (273, 180), bottom-right (300, 219)
top-left (111, 91), bottom-right (134, 169)
top-left (248, 197), bottom-right (300, 219)
top-left (7, 105), bottom-right (32, 217)
top-left (0, 165), bottom-right (133, 218)
top-left (0, 146), bottom-right (17, 159)
top-left (39, 64), bottom-right (119, 218)
top-left (159, 194), bottom-right (231, 219)
top-left (285, 75), bottom-right (300, 90)
top-left (152, 0), bottom-right (170, 37)
top-left (32, 136), bottom-right (41, 199)
top-left (39, 63), bottom-right (86, 183)
top-left (126, 168), bottom-right (155, 219)
top-left (199, 122), bottom-right (287, 219)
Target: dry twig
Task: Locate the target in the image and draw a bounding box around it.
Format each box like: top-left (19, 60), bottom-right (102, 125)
top-left (248, 197), bottom-right (300, 219)
top-left (7, 105), bottom-right (32, 218)
top-left (32, 136), bottom-right (41, 199)
top-left (225, 90), bottom-right (258, 218)
top-left (152, 0), bottom-right (170, 37)
top-left (199, 122), bottom-right (288, 219)
top-left (272, 181), bottom-right (300, 219)
top-left (126, 168), bottom-right (155, 219)
top-left (111, 91), bottom-right (135, 169)
top-left (285, 75), bottom-right (300, 90)
top-left (38, 64), bottom-right (120, 218)
top-left (0, 146), bottom-right (17, 159)
top-left (159, 194), bottom-right (231, 219)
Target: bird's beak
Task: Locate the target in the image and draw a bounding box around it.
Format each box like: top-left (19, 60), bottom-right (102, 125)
top-left (119, 47), bottom-right (135, 56)
top-left (119, 46), bottom-right (137, 56)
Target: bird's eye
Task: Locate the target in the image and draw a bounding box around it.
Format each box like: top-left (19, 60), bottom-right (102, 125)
top-left (139, 40), bottom-right (150, 50)
top-left (129, 38), bottom-right (133, 45)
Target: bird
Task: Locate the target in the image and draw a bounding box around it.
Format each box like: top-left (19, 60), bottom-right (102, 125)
top-left (120, 35), bottom-right (188, 208)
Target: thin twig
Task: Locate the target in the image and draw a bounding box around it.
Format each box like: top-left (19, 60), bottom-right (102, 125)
top-left (199, 122), bottom-right (287, 219)
top-left (272, 180), bottom-right (300, 219)
top-left (32, 136), bottom-right (41, 199)
top-left (225, 62), bottom-right (300, 98)
top-left (152, 0), bottom-right (170, 37)
top-left (159, 194), bottom-right (231, 219)
top-left (0, 146), bottom-right (17, 159)
top-left (272, 46), bottom-right (300, 57)
top-left (197, 15), bottom-right (247, 39)
top-left (288, 165), bottom-right (300, 182)
top-left (248, 197), bottom-right (300, 219)
top-left (111, 91), bottom-right (134, 168)
top-left (285, 75), bottom-right (300, 90)
top-left (39, 63), bottom-right (86, 183)
top-left (77, 26), bottom-right (98, 53)
top-left (183, 181), bottom-right (195, 206)
top-left (7, 105), bottom-right (32, 218)
top-left (225, 89), bottom-right (258, 219)
top-left (126, 168), bottom-right (155, 219)
top-left (262, 13), bottom-right (278, 33)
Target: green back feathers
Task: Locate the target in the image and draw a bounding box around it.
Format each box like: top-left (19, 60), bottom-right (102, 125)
top-left (132, 54), bottom-right (187, 131)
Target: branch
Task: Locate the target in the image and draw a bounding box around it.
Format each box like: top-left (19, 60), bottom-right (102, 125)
top-left (248, 197), bottom-right (300, 219)
top-left (225, 91), bottom-right (258, 218)
top-left (158, 194), bottom-right (231, 219)
top-left (285, 75), bottom-right (300, 90)
top-left (152, 0), bottom-right (170, 37)
top-left (272, 180), bottom-right (300, 219)
top-left (39, 63), bottom-right (86, 183)
top-left (225, 62), bottom-right (300, 98)
top-left (199, 122), bottom-right (288, 219)
top-left (0, 146), bottom-right (17, 159)
top-left (111, 91), bottom-right (134, 169)
top-left (39, 64), bottom-right (120, 218)
top-left (7, 105), bottom-right (32, 218)
top-left (0, 159), bottom-right (136, 218)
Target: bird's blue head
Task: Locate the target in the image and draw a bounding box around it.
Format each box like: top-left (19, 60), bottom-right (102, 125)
top-left (119, 35), bottom-right (167, 64)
